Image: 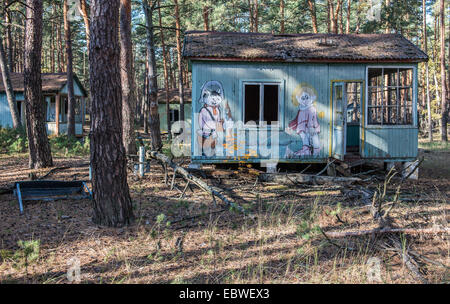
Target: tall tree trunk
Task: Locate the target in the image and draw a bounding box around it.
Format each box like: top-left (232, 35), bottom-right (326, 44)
top-left (346, 0), bottom-right (351, 34)
top-left (248, 0), bottom-right (254, 32)
top-left (279, 0), bottom-right (285, 34)
top-left (253, 0), bottom-right (258, 32)
top-left (158, 0), bottom-right (171, 139)
top-left (174, 0), bottom-right (185, 123)
top-left (202, 4), bottom-right (209, 31)
top-left (79, 0), bottom-right (90, 50)
top-left (120, 0), bottom-right (136, 155)
top-left (423, 0), bottom-right (432, 141)
top-left (24, 0), bottom-right (53, 169)
top-left (385, 0), bottom-right (391, 33)
top-left (143, 0), bottom-right (162, 150)
top-left (0, 35), bottom-right (21, 128)
top-left (89, 0), bottom-right (134, 227)
top-left (307, 0), bottom-right (318, 33)
top-left (64, 0), bottom-right (76, 137)
top-left (4, 2), bottom-right (12, 71)
top-left (439, 0), bottom-right (448, 141)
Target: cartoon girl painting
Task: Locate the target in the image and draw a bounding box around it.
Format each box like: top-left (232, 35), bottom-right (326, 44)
top-left (197, 81), bottom-right (233, 156)
top-left (285, 83), bottom-right (321, 157)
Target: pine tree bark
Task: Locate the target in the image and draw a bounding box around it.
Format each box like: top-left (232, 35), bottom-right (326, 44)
top-left (24, 0), bottom-right (53, 169)
top-left (89, 0), bottom-right (134, 227)
top-left (79, 0), bottom-right (90, 50)
top-left (423, 0), bottom-right (432, 141)
top-left (174, 0), bottom-right (185, 123)
top-left (143, 0), bottom-right (162, 150)
top-left (346, 0), bottom-right (351, 34)
top-left (307, 0), bottom-right (318, 33)
top-left (439, 0), bottom-right (448, 141)
top-left (158, 0), bottom-right (171, 139)
top-left (279, 0), bottom-right (285, 34)
top-left (120, 0), bottom-right (136, 155)
top-left (202, 4), bottom-right (209, 31)
top-left (64, 0), bottom-right (76, 137)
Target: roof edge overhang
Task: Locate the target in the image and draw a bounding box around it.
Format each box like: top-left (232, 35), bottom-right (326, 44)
top-left (185, 56), bottom-right (428, 64)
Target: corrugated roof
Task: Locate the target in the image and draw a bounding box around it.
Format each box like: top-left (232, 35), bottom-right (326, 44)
top-left (183, 31), bottom-right (428, 63)
top-left (0, 73), bottom-right (87, 96)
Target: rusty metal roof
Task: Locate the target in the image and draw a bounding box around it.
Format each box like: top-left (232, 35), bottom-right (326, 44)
top-left (183, 31), bottom-right (428, 63)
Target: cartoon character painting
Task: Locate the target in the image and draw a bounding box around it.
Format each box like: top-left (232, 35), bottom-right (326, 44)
top-left (197, 81), bottom-right (233, 156)
top-left (285, 83), bottom-right (321, 157)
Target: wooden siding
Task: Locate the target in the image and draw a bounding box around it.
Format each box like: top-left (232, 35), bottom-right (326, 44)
top-left (190, 61), bottom-right (419, 163)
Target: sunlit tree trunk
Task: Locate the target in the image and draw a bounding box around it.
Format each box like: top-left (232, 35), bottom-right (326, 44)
top-left (174, 0), bottom-right (185, 123)
top-left (279, 0), bottom-right (285, 34)
top-left (158, 0), bottom-right (171, 139)
top-left (423, 0), bottom-right (432, 141)
top-left (24, 0), bottom-right (53, 169)
top-left (143, 0), bottom-right (162, 150)
top-left (89, 0), bottom-right (134, 227)
top-left (202, 4), bottom-right (209, 31)
top-left (439, 0), bottom-right (448, 141)
top-left (346, 0), bottom-right (351, 34)
top-left (120, 0), bottom-right (136, 155)
top-left (64, 0), bottom-right (76, 137)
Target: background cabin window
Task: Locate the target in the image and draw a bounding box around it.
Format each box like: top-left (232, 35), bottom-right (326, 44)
top-left (170, 109), bottom-right (180, 123)
top-left (346, 82), bottom-right (361, 124)
top-left (367, 67), bottom-right (413, 125)
top-left (244, 83), bottom-right (279, 125)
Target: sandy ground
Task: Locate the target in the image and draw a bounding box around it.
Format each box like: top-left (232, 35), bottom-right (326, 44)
top-left (0, 149), bottom-right (448, 284)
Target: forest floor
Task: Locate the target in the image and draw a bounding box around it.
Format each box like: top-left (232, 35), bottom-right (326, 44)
top-left (0, 142), bottom-right (448, 284)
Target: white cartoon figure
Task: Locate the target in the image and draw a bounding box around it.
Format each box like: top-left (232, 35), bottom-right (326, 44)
top-left (197, 81), bottom-right (232, 156)
top-left (285, 83), bottom-right (321, 157)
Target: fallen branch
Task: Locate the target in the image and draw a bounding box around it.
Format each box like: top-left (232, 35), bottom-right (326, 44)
top-left (259, 172), bottom-right (361, 185)
top-left (324, 227), bottom-right (449, 238)
top-left (147, 151), bottom-right (249, 215)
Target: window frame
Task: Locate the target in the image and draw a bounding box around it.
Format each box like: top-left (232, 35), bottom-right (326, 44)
top-left (365, 65), bottom-right (417, 128)
top-left (240, 79), bottom-right (284, 129)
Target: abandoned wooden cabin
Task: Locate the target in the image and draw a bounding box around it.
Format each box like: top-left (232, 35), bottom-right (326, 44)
top-left (183, 31), bottom-right (428, 169)
top-left (0, 73), bottom-right (88, 136)
top-left (157, 87), bottom-right (192, 133)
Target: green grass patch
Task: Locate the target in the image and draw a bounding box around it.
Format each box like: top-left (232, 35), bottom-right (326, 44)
top-left (419, 140), bottom-right (450, 152)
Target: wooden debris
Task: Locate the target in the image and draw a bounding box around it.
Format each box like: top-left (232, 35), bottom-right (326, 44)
top-left (259, 172), bottom-right (361, 185)
top-left (147, 151), bottom-right (248, 215)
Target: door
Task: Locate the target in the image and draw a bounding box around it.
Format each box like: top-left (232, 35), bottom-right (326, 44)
top-left (332, 82), bottom-right (346, 160)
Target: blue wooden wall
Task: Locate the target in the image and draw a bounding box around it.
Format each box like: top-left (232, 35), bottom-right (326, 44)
top-left (190, 61), bottom-right (418, 163)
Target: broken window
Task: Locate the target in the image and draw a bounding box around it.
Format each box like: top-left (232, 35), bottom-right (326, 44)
top-left (346, 82), bottom-right (361, 124)
top-left (244, 83), bottom-right (279, 125)
top-left (367, 67), bottom-right (414, 125)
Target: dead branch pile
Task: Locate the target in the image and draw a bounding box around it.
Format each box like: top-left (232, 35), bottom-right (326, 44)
top-left (147, 151), bottom-right (248, 215)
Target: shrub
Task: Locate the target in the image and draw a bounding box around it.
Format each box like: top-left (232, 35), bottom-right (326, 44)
top-left (0, 127), bottom-right (27, 153)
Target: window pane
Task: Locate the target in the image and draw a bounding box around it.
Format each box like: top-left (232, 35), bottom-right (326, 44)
top-left (384, 68), bottom-right (398, 86)
top-left (368, 68), bottom-right (383, 87)
top-left (368, 106), bottom-right (382, 124)
top-left (263, 85), bottom-right (279, 124)
top-left (399, 68), bottom-right (413, 87)
top-left (399, 104), bottom-right (413, 124)
top-left (383, 88), bottom-right (397, 106)
top-left (346, 83), bottom-right (361, 124)
top-left (368, 87), bottom-right (382, 106)
top-left (383, 106), bottom-right (399, 125)
top-left (244, 84), bottom-right (260, 124)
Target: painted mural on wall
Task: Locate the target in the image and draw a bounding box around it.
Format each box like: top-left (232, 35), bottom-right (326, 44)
top-left (197, 80), bottom-right (233, 156)
top-left (285, 83), bottom-right (322, 158)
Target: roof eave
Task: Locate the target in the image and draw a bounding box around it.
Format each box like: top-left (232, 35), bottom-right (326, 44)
top-left (184, 56), bottom-right (428, 64)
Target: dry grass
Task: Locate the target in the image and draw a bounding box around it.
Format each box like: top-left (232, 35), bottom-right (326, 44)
top-left (0, 148), bottom-right (448, 284)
